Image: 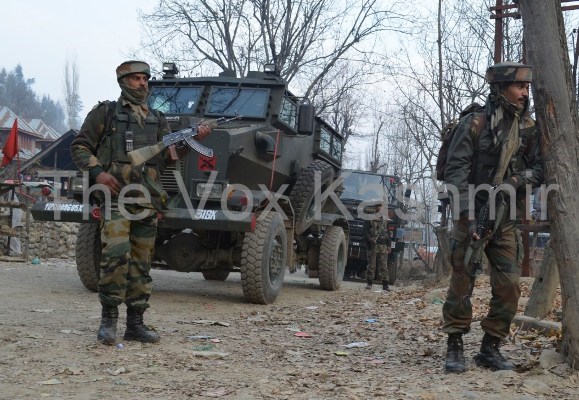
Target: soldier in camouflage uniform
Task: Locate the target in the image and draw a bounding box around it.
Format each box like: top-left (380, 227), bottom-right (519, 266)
top-left (364, 202), bottom-right (390, 292)
top-left (442, 62), bottom-right (543, 372)
top-left (71, 60), bottom-right (212, 345)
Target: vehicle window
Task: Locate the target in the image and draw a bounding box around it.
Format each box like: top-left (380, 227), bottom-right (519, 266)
top-left (339, 172), bottom-right (399, 204)
top-left (206, 87), bottom-right (269, 118)
top-left (279, 97), bottom-right (298, 130)
top-left (319, 126), bottom-right (342, 162)
top-left (148, 86), bottom-right (203, 114)
top-left (320, 127), bottom-right (332, 153)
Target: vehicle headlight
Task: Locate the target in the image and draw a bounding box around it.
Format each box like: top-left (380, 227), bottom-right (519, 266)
top-left (195, 182), bottom-right (224, 199)
top-left (70, 177), bottom-right (85, 193)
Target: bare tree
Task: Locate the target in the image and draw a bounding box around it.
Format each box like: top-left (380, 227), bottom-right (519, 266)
top-left (519, 0), bottom-right (579, 368)
top-left (63, 55), bottom-right (83, 130)
top-left (138, 0), bottom-right (414, 152)
top-left (140, 0), bottom-right (410, 83)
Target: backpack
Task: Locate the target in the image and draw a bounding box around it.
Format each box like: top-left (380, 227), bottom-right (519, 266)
top-left (435, 103), bottom-right (486, 181)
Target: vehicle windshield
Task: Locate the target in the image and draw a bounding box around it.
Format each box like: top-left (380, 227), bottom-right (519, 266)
top-left (339, 172), bottom-right (399, 205)
top-left (148, 86), bottom-right (203, 114)
top-left (206, 87), bottom-right (269, 118)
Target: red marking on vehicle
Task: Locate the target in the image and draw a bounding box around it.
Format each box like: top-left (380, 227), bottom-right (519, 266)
top-left (250, 213), bottom-right (256, 232)
top-left (198, 155), bottom-right (216, 170)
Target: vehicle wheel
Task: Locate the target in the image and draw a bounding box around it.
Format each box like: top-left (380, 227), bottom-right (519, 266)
top-left (202, 269), bottom-right (230, 281)
top-left (240, 212), bottom-right (287, 304)
top-left (318, 226), bottom-right (347, 290)
top-left (388, 251), bottom-right (399, 285)
top-left (289, 160), bottom-right (335, 235)
top-left (75, 223), bottom-right (101, 292)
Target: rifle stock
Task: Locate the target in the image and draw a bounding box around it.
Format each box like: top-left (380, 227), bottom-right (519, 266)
top-left (127, 142), bottom-right (167, 166)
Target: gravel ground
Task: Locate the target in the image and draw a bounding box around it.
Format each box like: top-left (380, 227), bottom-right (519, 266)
top-left (0, 259), bottom-right (576, 400)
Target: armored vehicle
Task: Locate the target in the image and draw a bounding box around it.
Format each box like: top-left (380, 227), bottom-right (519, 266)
top-left (338, 170), bottom-right (406, 284)
top-left (32, 63), bottom-right (348, 304)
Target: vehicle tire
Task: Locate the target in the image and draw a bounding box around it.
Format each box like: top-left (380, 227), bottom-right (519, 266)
top-left (318, 226), bottom-right (347, 291)
top-left (289, 160), bottom-right (335, 235)
top-left (202, 269), bottom-right (230, 281)
top-left (240, 212), bottom-right (287, 304)
top-left (387, 251), bottom-right (399, 285)
top-left (75, 223), bottom-right (101, 292)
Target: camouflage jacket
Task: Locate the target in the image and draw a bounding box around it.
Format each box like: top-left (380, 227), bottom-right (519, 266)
top-left (70, 97), bottom-right (173, 206)
top-left (365, 215), bottom-right (390, 247)
top-left (445, 96), bottom-right (543, 220)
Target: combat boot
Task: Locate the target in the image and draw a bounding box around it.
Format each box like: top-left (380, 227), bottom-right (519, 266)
top-left (382, 281), bottom-right (390, 292)
top-left (445, 333), bottom-right (466, 373)
top-left (123, 307), bottom-right (160, 343)
top-left (365, 280), bottom-right (373, 290)
top-left (97, 304), bottom-right (118, 345)
top-left (474, 333), bottom-right (514, 371)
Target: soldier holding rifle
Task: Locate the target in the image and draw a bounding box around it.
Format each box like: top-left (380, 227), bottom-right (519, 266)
top-left (71, 61), bottom-right (213, 345)
top-left (442, 62), bottom-right (543, 373)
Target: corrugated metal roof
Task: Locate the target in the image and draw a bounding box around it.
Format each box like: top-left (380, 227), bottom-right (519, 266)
top-left (21, 129), bottom-right (77, 172)
top-left (27, 119), bottom-right (61, 140)
top-left (0, 106), bottom-right (44, 138)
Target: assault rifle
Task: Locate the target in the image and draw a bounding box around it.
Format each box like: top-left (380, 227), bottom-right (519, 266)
top-left (127, 116), bottom-right (242, 166)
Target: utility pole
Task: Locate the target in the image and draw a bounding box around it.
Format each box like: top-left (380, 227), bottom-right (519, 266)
top-left (490, 0), bottom-right (579, 62)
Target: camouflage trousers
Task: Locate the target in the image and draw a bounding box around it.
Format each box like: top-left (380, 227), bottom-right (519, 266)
top-left (442, 220), bottom-right (523, 338)
top-left (98, 203), bottom-right (158, 311)
top-left (366, 244), bottom-right (389, 283)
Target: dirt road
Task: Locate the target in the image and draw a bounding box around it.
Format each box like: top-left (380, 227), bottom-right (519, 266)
top-left (0, 259), bottom-right (576, 399)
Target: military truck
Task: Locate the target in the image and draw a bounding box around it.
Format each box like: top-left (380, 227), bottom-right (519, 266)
top-left (338, 170), bottom-right (406, 284)
top-left (31, 63), bottom-right (348, 304)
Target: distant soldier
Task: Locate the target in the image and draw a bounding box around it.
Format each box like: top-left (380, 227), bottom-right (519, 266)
top-left (364, 202), bottom-right (390, 292)
top-left (442, 62), bottom-right (543, 373)
top-left (70, 60), bottom-right (213, 345)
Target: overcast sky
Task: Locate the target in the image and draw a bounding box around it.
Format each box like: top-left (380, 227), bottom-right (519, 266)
top-left (2, 0), bottom-right (157, 120)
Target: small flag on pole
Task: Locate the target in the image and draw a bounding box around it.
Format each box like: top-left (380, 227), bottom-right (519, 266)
top-left (1, 118), bottom-right (19, 167)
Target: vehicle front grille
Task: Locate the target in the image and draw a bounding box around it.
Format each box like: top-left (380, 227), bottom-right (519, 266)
top-left (160, 162), bottom-right (184, 194)
top-left (348, 219), bottom-right (366, 239)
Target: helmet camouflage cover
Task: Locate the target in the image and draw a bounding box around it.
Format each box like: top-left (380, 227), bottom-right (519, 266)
top-left (116, 60), bottom-right (151, 81)
top-left (485, 61), bottom-right (532, 84)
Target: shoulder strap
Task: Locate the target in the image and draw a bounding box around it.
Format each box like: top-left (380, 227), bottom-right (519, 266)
top-left (95, 100), bottom-right (117, 148)
top-left (104, 100), bottom-right (117, 135)
top-left (467, 111), bottom-right (487, 183)
top-left (468, 110), bottom-right (486, 147)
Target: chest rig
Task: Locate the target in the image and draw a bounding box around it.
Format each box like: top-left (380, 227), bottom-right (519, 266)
top-left (471, 117), bottom-right (533, 186)
top-left (109, 103), bottom-right (160, 164)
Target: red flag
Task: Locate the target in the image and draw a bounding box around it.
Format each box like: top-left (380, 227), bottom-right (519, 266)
top-left (1, 119), bottom-right (19, 167)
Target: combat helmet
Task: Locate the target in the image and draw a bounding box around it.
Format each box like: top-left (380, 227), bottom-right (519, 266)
top-left (485, 61), bottom-right (532, 84)
top-left (116, 60), bottom-right (151, 82)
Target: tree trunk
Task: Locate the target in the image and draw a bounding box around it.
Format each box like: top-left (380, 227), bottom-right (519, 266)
top-left (524, 242), bottom-right (559, 319)
top-left (519, 0), bottom-right (579, 368)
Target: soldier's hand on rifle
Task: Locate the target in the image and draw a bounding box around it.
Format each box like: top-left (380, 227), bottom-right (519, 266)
top-left (468, 220), bottom-right (480, 241)
top-left (498, 176), bottom-right (519, 194)
top-left (95, 171), bottom-right (121, 197)
top-left (196, 123), bottom-right (212, 141)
